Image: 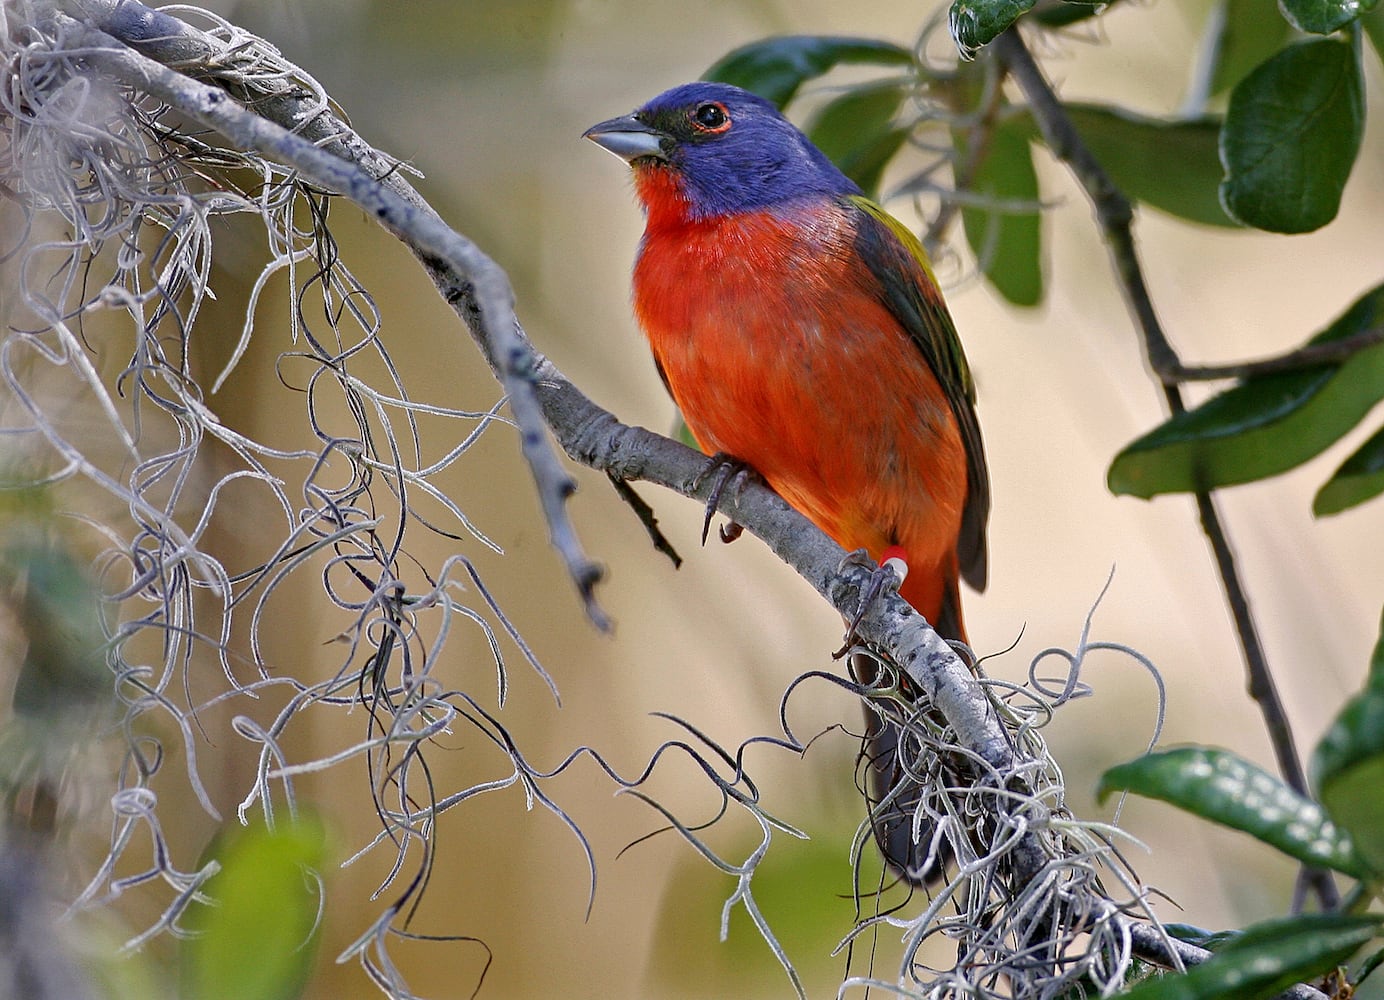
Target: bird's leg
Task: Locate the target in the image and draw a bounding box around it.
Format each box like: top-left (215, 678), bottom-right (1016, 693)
top-left (693, 452), bottom-right (759, 546)
top-left (835, 545), bottom-right (909, 658)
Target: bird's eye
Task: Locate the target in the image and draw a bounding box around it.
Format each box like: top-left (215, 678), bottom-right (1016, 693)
top-left (690, 101), bottom-right (731, 134)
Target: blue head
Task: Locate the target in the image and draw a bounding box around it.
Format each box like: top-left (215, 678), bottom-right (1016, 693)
top-left (584, 82), bottom-right (860, 219)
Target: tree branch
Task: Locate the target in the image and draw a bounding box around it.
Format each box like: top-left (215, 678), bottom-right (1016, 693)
top-left (52, 0), bottom-right (610, 630)
top-left (41, 0), bottom-right (1276, 978)
top-left (53, 0), bottom-right (1066, 894)
top-left (1167, 322), bottom-right (1384, 381)
top-left (991, 25), bottom-right (1338, 912)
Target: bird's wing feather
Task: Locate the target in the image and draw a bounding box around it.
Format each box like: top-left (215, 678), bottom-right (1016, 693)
top-left (845, 194), bottom-right (990, 591)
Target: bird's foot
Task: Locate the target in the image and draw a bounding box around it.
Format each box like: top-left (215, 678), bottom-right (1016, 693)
top-left (834, 545), bottom-right (910, 658)
top-left (693, 452), bottom-right (758, 545)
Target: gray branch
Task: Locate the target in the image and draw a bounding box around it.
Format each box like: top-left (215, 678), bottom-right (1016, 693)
top-left (38, 0), bottom-right (1227, 980)
top-left (53, 0), bottom-right (609, 628)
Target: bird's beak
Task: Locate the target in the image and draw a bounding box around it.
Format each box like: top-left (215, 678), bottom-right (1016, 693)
top-left (583, 114), bottom-right (668, 163)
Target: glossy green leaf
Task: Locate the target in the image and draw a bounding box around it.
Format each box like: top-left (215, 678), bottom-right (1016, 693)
top-left (807, 82), bottom-right (909, 198)
top-left (1280, 0), bottom-right (1377, 34)
top-left (703, 36), bottom-right (913, 108)
top-left (1219, 39), bottom-right (1364, 233)
top-left (1032, 0), bottom-right (1117, 28)
top-left (1315, 424), bottom-right (1384, 514)
top-left (1058, 105), bottom-right (1236, 227)
top-left (1313, 609), bottom-right (1384, 875)
top-left (182, 817), bottom-right (328, 1000)
top-left (1108, 281), bottom-right (1384, 498)
top-left (1208, 0), bottom-right (1294, 95)
top-left (1118, 913), bottom-right (1382, 1000)
top-left (1098, 747), bottom-right (1366, 876)
top-left (954, 117), bottom-right (1042, 305)
top-left (949, 0), bottom-right (1036, 58)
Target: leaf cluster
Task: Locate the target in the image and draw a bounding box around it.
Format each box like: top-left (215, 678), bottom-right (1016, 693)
top-left (707, 5), bottom-right (1384, 516)
top-left (704, 5), bottom-right (1384, 997)
top-left (1098, 613), bottom-right (1384, 999)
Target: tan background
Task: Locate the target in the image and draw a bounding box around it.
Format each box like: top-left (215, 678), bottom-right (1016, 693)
top-left (46, 1), bottom-right (1384, 997)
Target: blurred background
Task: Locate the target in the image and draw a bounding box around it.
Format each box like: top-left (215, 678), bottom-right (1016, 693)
top-left (8, 0), bottom-right (1384, 997)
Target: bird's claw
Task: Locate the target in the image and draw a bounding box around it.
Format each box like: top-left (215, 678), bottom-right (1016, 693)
top-left (694, 452), bottom-right (757, 546)
top-left (834, 546), bottom-right (909, 658)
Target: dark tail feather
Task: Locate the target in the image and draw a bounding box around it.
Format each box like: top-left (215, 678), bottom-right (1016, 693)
top-left (860, 581), bottom-right (966, 886)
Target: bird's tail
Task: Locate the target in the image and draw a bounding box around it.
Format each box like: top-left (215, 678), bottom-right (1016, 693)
top-left (860, 578), bottom-right (967, 886)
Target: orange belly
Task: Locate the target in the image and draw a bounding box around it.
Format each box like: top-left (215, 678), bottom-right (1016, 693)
top-left (633, 203), bottom-right (967, 627)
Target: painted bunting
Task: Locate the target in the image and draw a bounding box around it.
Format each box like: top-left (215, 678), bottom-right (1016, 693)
top-left (586, 82), bottom-right (989, 884)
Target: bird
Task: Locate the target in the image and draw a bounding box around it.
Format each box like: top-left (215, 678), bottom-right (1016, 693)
top-left (585, 81), bottom-right (989, 885)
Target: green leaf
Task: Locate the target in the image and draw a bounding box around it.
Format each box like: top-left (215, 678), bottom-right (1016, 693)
top-left (703, 36), bottom-right (913, 108)
top-left (673, 413), bottom-right (700, 451)
top-left (1361, 944), bottom-right (1384, 985)
top-left (182, 817), bottom-right (328, 1000)
top-left (949, 0), bottom-right (1036, 58)
top-left (6, 540), bottom-right (109, 719)
top-left (1108, 281), bottom-right (1384, 498)
top-left (1118, 913), bottom-right (1382, 1000)
top-left (1280, 0), bottom-right (1377, 35)
top-left (1165, 924), bottom-right (1243, 951)
top-left (1366, 9), bottom-right (1384, 62)
top-left (1032, 0), bottom-right (1116, 28)
top-left (807, 82), bottom-right (909, 198)
top-left (954, 117), bottom-right (1042, 305)
top-left (1315, 424), bottom-right (1384, 514)
top-left (1058, 105), bottom-right (1237, 227)
top-left (1313, 609), bottom-right (1384, 875)
top-left (1097, 747), bottom-right (1366, 876)
top-left (1219, 39), bottom-right (1365, 233)
top-left (1207, 0), bottom-right (1294, 95)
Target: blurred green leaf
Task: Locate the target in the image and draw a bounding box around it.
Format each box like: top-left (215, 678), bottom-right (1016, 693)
top-left (1219, 39), bottom-right (1364, 233)
top-left (1108, 280), bottom-right (1384, 498)
top-left (1361, 945), bottom-right (1384, 986)
top-left (1366, 9), bottom-right (1384, 61)
top-left (672, 413), bottom-right (700, 451)
top-left (949, 0), bottom-right (1036, 58)
top-left (807, 82), bottom-right (908, 198)
top-left (1163, 923), bottom-right (1217, 948)
top-left (1118, 913), bottom-right (1382, 1000)
top-left (182, 817), bottom-right (328, 1000)
top-left (1032, 0), bottom-right (1116, 28)
top-left (650, 835), bottom-right (870, 992)
top-left (1313, 610), bottom-right (1384, 875)
top-left (1315, 424), bottom-right (1384, 514)
top-left (1318, 749), bottom-right (1384, 878)
top-left (1056, 105), bottom-right (1236, 227)
top-left (703, 36), bottom-right (913, 108)
top-left (6, 540), bottom-right (109, 719)
top-left (954, 117), bottom-right (1043, 305)
top-left (1098, 747), bottom-right (1366, 876)
top-left (1207, 0), bottom-right (1294, 95)
top-left (1165, 924), bottom-right (1243, 951)
top-left (1280, 0), bottom-right (1376, 34)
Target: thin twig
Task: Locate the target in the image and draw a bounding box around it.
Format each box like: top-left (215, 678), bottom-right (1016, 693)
top-left (991, 26), bottom-right (1338, 911)
top-left (606, 472), bottom-right (682, 569)
top-left (1168, 322), bottom-right (1384, 381)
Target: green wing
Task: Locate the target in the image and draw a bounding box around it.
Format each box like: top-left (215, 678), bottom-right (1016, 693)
top-left (846, 194), bottom-right (990, 591)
